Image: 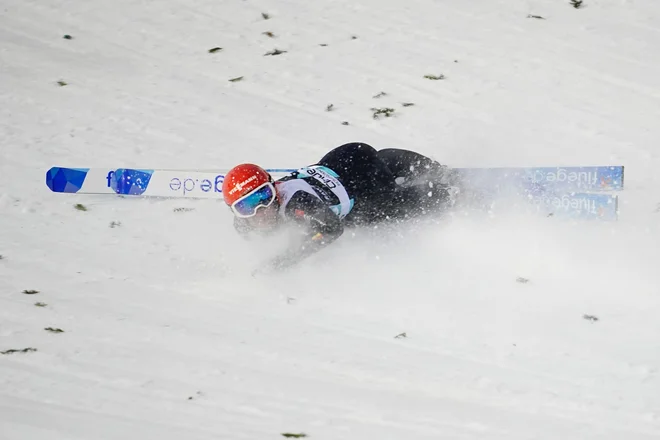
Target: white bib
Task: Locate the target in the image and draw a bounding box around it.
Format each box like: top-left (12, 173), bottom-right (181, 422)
top-left (296, 166), bottom-right (354, 218)
top-left (274, 166), bottom-right (354, 219)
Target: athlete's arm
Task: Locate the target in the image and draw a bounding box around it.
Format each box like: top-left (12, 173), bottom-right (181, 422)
top-left (268, 191), bottom-right (343, 270)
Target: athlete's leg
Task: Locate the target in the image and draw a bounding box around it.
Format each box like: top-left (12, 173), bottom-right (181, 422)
top-left (376, 148), bottom-right (446, 181)
top-left (377, 148), bottom-right (455, 216)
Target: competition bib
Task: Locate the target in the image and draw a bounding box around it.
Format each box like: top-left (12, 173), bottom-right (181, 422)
top-left (297, 166), bottom-right (354, 218)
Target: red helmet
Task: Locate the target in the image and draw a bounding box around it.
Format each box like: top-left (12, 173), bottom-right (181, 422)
top-left (222, 163), bottom-right (276, 217)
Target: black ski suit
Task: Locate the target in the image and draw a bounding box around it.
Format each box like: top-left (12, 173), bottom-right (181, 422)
top-left (239, 142), bottom-right (452, 271)
top-left (317, 142), bottom-right (451, 225)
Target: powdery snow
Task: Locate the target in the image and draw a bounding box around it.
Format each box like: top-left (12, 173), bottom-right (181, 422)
top-left (1, 0), bottom-right (659, 439)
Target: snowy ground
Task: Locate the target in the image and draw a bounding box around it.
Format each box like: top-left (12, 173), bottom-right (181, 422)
top-left (1, 0), bottom-right (660, 439)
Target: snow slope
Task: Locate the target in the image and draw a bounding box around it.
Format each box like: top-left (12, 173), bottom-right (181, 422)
top-left (1, 0), bottom-right (660, 438)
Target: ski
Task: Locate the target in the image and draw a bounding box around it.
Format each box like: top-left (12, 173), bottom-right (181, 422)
top-left (45, 165), bottom-right (623, 220)
top-left (449, 165), bottom-right (623, 193)
top-left (524, 192), bottom-right (618, 221)
top-left (46, 165), bottom-right (624, 195)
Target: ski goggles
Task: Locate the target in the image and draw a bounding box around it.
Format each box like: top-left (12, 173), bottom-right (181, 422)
top-left (229, 182), bottom-right (276, 218)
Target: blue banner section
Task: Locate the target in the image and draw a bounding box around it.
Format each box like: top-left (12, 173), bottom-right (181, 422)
top-left (110, 169), bottom-right (154, 195)
top-left (46, 167), bottom-right (90, 193)
top-left (454, 166), bottom-right (624, 193)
